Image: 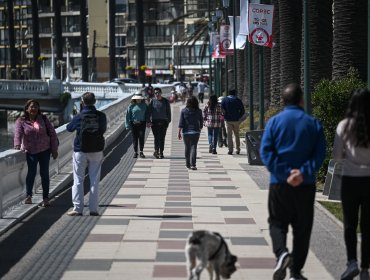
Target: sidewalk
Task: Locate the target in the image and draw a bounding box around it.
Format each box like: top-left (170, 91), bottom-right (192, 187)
top-left (60, 103), bottom-right (335, 280)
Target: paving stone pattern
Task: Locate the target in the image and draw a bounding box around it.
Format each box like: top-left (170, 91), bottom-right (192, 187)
top-left (57, 103), bottom-right (335, 280)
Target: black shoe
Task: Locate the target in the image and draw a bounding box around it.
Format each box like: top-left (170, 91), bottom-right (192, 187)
top-left (209, 145), bottom-right (213, 153)
top-left (191, 166), bottom-right (197, 170)
top-left (212, 149), bottom-right (217, 154)
top-left (341, 260), bottom-right (360, 280)
top-left (289, 273), bottom-right (308, 280)
top-left (228, 151), bottom-right (233, 155)
top-left (273, 252), bottom-right (291, 280)
top-left (360, 269), bottom-right (370, 280)
top-left (133, 152), bottom-right (138, 158)
top-left (159, 154), bottom-right (164, 159)
top-left (236, 150), bottom-right (240, 155)
top-left (224, 140), bottom-right (228, 147)
top-left (139, 152), bottom-right (145, 158)
top-left (153, 151), bottom-right (159, 159)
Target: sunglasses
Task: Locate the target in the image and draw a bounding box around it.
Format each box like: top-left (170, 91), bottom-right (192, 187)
top-left (154, 91), bottom-right (161, 94)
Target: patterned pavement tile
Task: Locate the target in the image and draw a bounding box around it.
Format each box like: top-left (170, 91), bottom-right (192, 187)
top-left (224, 218), bottom-right (255, 224)
top-left (216, 194), bottom-right (241, 198)
top-left (230, 237), bottom-right (268, 246)
top-left (165, 202), bottom-right (191, 207)
top-left (160, 222), bottom-right (193, 229)
top-left (152, 265), bottom-right (187, 278)
top-left (157, 240), bottom-right (187, 250)
top-left (67, 259), bottom-right (113, 271)
top-left (85, 234), bottom-right (124, 242)
top-left (237, 257), bottom-right (276, 269)
top-left (166, 196), bottom-right (191, 201)
top-left (220, 206), bottom-right (249, 211)
top-left (164, 208), bottom-right (192, 214)
top-left (156, 252), bottom-right (186, 262)
top-left (159, 230), bottom-right (193, 239)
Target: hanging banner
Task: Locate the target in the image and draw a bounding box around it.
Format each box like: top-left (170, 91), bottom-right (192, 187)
top-left (209, 32), bottom-right (217, 55)
top-left (211, 33), bottom-right (226, 59)
top-left (219, 24), bottom-right (233, 55)
top-left (239, 0), bottom-right (249, 35)
top-left (248, 3), bottom-right (274, 48)
top-left (228, 16), bottom-right (246, 50)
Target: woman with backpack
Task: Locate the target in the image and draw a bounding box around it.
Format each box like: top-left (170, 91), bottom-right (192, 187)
top-left (14, 99), bottom-right (59, 207)
top-left (125, 92), bottom-right (149, 158)
top-left (203, 94), bottom-right (223, 154)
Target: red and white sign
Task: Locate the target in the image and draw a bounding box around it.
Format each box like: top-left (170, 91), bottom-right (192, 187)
top-left (219, 24), bottom-right (233, 55)
top-left (248, 3), bottom-right (274, 48)
top-left (211, 33), bottom-right (226, 59)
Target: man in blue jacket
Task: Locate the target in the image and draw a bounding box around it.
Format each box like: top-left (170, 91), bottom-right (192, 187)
top-left (221, 89), bottom-right (245, 155)
top-left (66, 92), bottom-right (107, 216)
top-left (260, 84), bottom-right (326, 280)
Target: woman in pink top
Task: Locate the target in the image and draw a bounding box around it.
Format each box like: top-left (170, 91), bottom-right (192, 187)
top-left (333, 89), bottom-right (370, 280)
top-left (14, 100), bottom-right (59, 207)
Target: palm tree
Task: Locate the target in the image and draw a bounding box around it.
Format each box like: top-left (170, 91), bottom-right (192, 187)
top-left (31, 0), bottom-right (41, 79)
top-left (269, 0), bottom-right (280, 107)
top-left (301, 0), bottom-right (333, 92)
top-left (279, 0), bottom-right (302, 90)
top-left (80, 0), bottom-right (88, 81)
top-left (332, 0), bottom-right (368, 81)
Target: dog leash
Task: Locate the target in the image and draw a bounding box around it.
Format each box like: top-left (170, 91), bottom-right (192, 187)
top-left (208, 232), bottom-right (227, 261)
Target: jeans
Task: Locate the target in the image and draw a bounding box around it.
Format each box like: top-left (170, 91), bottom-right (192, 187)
top-left (225, 121), bottom-right (240, 152)
top-left (183, 133), bottom-right (200, 167)
top-left (151, 119), bottom-right (168, 154)
top-left (26, 149), bottom-right (51, 199)
top-left (131, 122), bottom-right (146, 152)
top-left (207, 127), bottom-right (220, 150)
top-left (268, 183), bottom-right (316, 275)
top-left (341, 176), bottom-right (370, 269)
top-left (71, 151), bottom-right (103, 213)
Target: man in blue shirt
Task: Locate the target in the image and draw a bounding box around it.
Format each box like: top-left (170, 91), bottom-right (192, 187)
top-left (260, 84), bottom-right (326, 280)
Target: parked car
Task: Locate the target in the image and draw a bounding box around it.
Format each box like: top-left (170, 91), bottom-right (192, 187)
top-left (111, 78), bottom-right (140, 84)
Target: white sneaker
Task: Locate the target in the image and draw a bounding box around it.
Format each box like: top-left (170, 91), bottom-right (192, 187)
top-left (273, 251), bottom-right (291, 280)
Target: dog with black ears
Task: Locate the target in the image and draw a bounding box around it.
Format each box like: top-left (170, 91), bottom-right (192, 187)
top-left (185, 230), bottom-right (238, 280)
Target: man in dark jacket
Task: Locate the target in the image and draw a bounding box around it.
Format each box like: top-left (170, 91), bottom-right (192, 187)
top-left (260, 84), bottom-right (326, 280)
top-left (148, 87), bottom-right (171, 158)
top-left (66, 92), bottom-right (107, 216)
top-left (221, 89), bottom-right (245, 155)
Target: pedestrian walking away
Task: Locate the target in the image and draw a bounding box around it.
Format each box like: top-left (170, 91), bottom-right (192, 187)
top-left (125, 92), bottom-right (149, 158)
top-left (197, 80), bottom-right (207, 104)
top-left (14, 99), bottom-right (59, 207)
top-left (333, 88), bottom-right (370, 280)
top-left (178, 96), bottom-right (203, 170)
top-left (66, 92), bottom-right (107, 216)
top-left (217, 96), bottom-right (228, 148)
top-left (260, 83), bottom-right (326, 280)
top-left (221, 89), bottom-right (245, 155)
top-left (148, 87), bottom-right (171, 159)
top-left (203, 94), bottom-right (223, 154)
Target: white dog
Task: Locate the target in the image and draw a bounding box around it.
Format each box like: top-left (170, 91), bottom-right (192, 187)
top-left (185, 230), bottom-right (238, 280)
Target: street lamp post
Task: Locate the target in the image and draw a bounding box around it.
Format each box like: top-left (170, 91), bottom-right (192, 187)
top-left (207, 0), bottom-right (213, 95)
top-left (222, 0), bottom-right (230, 95)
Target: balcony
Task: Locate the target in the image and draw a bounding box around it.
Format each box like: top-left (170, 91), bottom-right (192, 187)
top-left (126, 36), bottom-right (172, 45)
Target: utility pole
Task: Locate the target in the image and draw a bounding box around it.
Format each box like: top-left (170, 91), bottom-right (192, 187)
top-left (136, 0), bottom-right (145, 83)
top-left (109, 0), bottom-right (117, 80)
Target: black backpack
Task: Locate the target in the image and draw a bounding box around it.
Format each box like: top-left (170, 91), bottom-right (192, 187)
top-left (79, 111), bottom-right (105, 153)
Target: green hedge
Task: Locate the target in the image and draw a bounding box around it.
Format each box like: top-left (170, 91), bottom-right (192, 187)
top-left (312, 68), bottom-right (366, 182)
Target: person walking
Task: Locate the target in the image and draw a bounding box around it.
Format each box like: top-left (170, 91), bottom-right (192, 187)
top-left (148, 87), bottom-right (171, 159)
top-left (178, 96), bottom-right (203, 170)
top-left (259, 83), bottom-right (326, 280)
top-left (66, 92), bottom-right (107, 216)
top-left (203, 94), bottom-right (223, 154)
top-left (14, 99), bottom-right (59, 207)
top-left (333, 88), bottom-right (370, 280)
top-left (197, 80), bottom-right (207, 104)
top-left (125, 92), bottom-right (148, 158)
top-left (221, 89), bottom-right (245, 155)
top-left (217, 96), bottom-right (228, 148)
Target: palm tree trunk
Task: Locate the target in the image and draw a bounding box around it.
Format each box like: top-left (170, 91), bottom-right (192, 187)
top-left (80, 0), bottom-right (88, 81)
top-left (279, 0), bottom-right (302, 89)
top-left (301, 0), bottom-right (333, 92)
top-left (332, 0), bottom-right (367, 80)
top-left (7, 0), bottom-right (17, 79)
top-left (270, 0), bottom-right (280, 107)
top-left (109, 0), bottom-right (117, 80)
top-left (31, 0), bottom-right (41, 79)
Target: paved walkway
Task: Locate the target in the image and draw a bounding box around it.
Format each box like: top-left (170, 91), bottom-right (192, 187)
top-left (57, 103), bottom-right (335, 280)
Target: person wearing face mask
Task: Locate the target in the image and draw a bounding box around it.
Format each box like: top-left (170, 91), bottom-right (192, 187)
top-left (14, 99), bottom-right (59, 207)
top-left (148, 87), bottom-right (171, 159)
